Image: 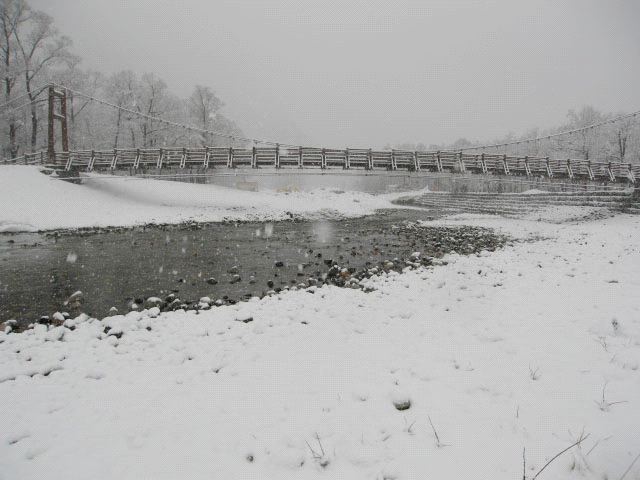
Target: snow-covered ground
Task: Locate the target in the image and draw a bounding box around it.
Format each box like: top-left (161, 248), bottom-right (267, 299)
top-left (1, 208), bottom-right (639, 479)
top-left (0, 166), bottom-right (410, 232)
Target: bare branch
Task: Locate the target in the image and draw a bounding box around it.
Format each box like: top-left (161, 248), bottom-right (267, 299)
top-left (531, 433), bottom-right (590, 480)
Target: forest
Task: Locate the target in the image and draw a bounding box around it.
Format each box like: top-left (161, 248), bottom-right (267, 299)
top-left (395, 104), bottom-right (640, 163)
top-left (0, 0), bottom-right (244, 158)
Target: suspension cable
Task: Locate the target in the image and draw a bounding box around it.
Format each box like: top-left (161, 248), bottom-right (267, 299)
top-left (50, 82), bottom-right (299, 148)
top-left (449, 110), bottom-right (640, 153)
top-left (0, 84), bottom-right (51, 110)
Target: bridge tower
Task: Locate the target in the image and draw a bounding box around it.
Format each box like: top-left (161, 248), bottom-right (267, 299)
top-left (47, 86), bottom-right (69, 163)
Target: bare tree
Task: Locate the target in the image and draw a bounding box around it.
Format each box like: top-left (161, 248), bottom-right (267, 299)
top-left (134, 73), bottom-right (168, 147)
top-left (0, 0), bottom-right (29, 156)
top-left (105, 70), bottom-right (136, 149)
top-left (210, 113), bottom-right (244, 147)
top-left (558, 106), bottom-right (607, 160)
top-left (188, 85), bottom-right (223, 145)
top-left (607, 115), bottom-right (634, 162)
top-left (14, 8), bottom-right (73, 151)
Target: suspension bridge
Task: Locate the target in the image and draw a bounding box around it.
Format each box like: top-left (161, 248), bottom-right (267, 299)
top-left (1, 84), bottom-right (639, 186)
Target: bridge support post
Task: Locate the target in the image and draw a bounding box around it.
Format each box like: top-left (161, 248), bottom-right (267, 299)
top-left (524, 156), bottom-right (531, 176)
top-left (545, 157), bottom-right (553, 177)
top-left (275, 144), bottom-right (280, 169)
top-left (345, 148), bottom-right (350, 170)
top-left (414, 151), bottom-right (420, 171)
top-left (251, 145), bottom-right (257, 168)
top-left (566, 159), bottom-right (574, 179)
top-left (367, 149), bottom-right (373, 170)
top-left (457, 152), bottom-right (465, 173)
top-left (47, 85), bottom-right (70, 164)
top-left (502, 154), bottom-right (510, 175)
top-left (298, 146), bottom-right (303, 168)
top-left (480, 153), bottom-right (488, 174)
top-left (180, 148), bottom-right (187, 169)
top-left (111, 149), bottom-right (119, 170)
top-left (157, 148), bottom-right (164, 169)
top-left (586, 160), bottom-right (594, 181)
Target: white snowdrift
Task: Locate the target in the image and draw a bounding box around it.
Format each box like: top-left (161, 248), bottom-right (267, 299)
top-left (1, 212), bottom-right (639, 479)
top-left (0, 166), bottom-right (408, 232)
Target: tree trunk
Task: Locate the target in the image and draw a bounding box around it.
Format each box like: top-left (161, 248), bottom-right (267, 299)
top-left (69, 91), bottom-right (75, 149)
top-left (30, 101), bottom-right (37, 151)
top-left (25, 75), bottom-right (38, 151)
top-left (617, 131), bottom-right (626, 162)
top-left (113, 108), bottom-right (122, 149)
top-left (4, 77), bottom-right (17, 157)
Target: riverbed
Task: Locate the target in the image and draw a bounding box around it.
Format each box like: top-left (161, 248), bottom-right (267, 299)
top-left (0, 208), bottom-right (507, 328)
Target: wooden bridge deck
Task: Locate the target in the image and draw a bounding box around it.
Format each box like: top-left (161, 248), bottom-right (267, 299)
top-left (4, 147), bottom-right (639, 184)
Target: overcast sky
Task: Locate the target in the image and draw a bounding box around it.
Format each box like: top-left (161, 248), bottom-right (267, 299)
top-left (31, 0), bottom-right (640, 148)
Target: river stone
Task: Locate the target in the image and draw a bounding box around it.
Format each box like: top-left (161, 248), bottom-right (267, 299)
top-left (235, 312), bottom-right (253, 323)
top-left (230, 274), bottom-right (241, 284)
top-left (52, 312), bottom-right (65, 326)
top-left (2, 319), bottom-right (17, 333)
top-left (227, 266), bottom-right (239, 274)
top-left (206, 277), bottom-right (218, 285)
top-left (66, 290), bottom-right (83, 302)
top-left (146, 297), bottom-right (163, 308)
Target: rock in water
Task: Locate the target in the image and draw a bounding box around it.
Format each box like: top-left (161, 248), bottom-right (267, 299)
top-left (64, 290), bottom-right (83, 309)
top-left (145, 297), bottom-right (163, 308)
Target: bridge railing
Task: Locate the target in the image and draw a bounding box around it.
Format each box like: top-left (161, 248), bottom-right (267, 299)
top-left (3, 146), bottom-right (637, 184)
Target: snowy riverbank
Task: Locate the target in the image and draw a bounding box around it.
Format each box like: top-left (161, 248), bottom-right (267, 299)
top-left (1, 211), bottom-right (639, 479)
top-left (0, 166), bottom-right (411, 232)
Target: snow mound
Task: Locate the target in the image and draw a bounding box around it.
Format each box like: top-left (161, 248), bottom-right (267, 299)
top-left (0, 166), bottom-right (410, 232)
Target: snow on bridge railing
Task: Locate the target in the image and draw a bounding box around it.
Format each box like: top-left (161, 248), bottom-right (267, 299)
top-left (1, 150), bottom-right (46, 165)
top-left (2, 147), bottom-right (638, 184)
